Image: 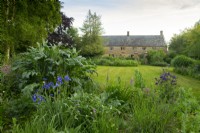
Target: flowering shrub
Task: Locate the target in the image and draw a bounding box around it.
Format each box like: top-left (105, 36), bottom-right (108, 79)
top-left (155, 70), bottom-right (178, 102)
top-left (2, 43), bottom-right (96, 98)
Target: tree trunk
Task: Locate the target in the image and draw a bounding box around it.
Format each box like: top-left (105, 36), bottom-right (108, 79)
top-left (4, 44), bottom-right (10, 64)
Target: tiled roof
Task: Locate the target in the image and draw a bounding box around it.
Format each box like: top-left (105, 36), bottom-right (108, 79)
top-left (102, 35), bottom-right (166, 47)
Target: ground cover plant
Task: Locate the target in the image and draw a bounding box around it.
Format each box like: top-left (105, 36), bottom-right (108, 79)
top-left (93, 56), bottom-right (139, 66)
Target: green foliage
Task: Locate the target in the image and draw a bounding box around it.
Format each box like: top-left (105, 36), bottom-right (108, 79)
top-left (169, 21), bottom-right (200, 59)
top-left (129, 91), bottom-right (178, 133)
top-left (11, 91), bottom-right (122, 132)
top-left (93, 56), bottom-right (139, 66)
top-left (79, 10), bottom-right (104, 57)
top-left (187, 23), bottom-right (200, 59)
top-left (176, 88), bottom-right (200, 132)
top-left (171, 55), bottom-right (200, 79)
top-left (1, 44), bottom-right (96, 98)
top-left (155, 70), bottom-right (178, 102)
top-left (1, 0), bottom-right (61, 63)
top-left (4, 69), bottom-right (200, 133)
top-left (164, 51), bottom-right (176, 64)
top-left (2, 96), bottom-right (36, 131)
top-left (146, 50), bottom-right (167, 66)
top-left (169, 33), bottom-right (189, 55)
top-left (171, 55), bottom-right (195, 67)
top-left (134, 70), bottom-right (145, 88)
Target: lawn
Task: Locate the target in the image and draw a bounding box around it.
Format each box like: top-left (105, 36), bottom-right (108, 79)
top-left (92, 65), bottom-right (200, 98)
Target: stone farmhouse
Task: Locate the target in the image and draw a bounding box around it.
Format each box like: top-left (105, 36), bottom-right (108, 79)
top-left (102, 31), bottom-right (167, 58)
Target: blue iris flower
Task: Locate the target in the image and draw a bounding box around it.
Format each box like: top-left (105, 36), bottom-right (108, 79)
top-left (53, 82), bottom-right (60, 89)
top-left (57, 76), bottom-right (63, 84)
top-left (32, 94), bottom-right (37, 102)
top-left (48, 82), bottom-right (54, 87)
top-left (43, 83), bottom-right (50, 90)
top-left (64, 75), bottom-right (71, 81)
top-left (37, 95), bottom-right (45, 104)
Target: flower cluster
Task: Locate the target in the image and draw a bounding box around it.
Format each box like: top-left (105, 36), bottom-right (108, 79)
top-left (43, 75), bottom-right (71, 90)
top-left (155, 71), bottom-right (177, 86)
top-left (32, 75), bottom-right (71, 103)
top-left (32, 94), bottom-right (45, 104)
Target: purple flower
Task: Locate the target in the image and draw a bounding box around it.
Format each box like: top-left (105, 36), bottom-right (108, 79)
top-left (43, 83), bottom-right (50, 90)
top-left (64, 75), bottom-right (71, 81)
top-left (50, 94), bottom-right (54, 97)
top-left (48, 82), bottom-right (54, 87)
top-left (57, 76), bottom-right (63, 84)
top-left (32, 94), bottom-right (37, 102)
top-left (53, 82), bottom-right (60, 88)
top-left (37, 95), bottom-right (45, 104)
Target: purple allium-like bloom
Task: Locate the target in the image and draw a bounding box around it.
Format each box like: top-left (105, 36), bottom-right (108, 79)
top-left (64, 75), bottom-right (71, 81)
top-left (32, 94), bottom-right (37, 102)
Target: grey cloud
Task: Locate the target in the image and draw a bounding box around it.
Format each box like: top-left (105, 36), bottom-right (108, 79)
top-left (136, 0), bottom-right (200, 10)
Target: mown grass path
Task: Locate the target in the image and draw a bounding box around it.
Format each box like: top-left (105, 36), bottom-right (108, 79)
top-left (92, 65), bottom-right (200, 98)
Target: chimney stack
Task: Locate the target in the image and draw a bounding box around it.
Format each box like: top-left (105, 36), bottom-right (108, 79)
top-left (127, 31), bottom-right (130, 36)
top-left (160, 30), bottom-right (163, 36)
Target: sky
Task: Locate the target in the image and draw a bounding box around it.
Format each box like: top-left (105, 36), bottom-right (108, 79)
top-left (61, 0), bottom-right (200, 42)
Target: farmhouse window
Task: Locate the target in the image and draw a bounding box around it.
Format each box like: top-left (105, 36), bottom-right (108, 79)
top-left (142, 47), bottom-right (146, 50)
top-left (121, 47), bottom-right (125, 50)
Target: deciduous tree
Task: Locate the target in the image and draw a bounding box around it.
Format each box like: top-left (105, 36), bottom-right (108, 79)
top-left (79, 10), bottom-right (104, 57)
top-left (0, 0), bottom-right (61, 63)
top-left (47, 13), bottom-right (77, 47)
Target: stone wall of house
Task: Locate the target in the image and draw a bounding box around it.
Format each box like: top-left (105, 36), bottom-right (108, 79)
top-left (104, 46), bottom-right (167, 57)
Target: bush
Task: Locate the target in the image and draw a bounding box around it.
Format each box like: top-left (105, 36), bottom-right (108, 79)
top-left (1, 43), bottom-right (96, 99)
top-left (172, 55), bottom-right (200, 79)
top-left (171, 55), bottom-right (195, 67)
top-left (2, 96), bottom-right (36, 131)
top-left (164, 51), bottom-right (176, 64)
top-left (93, 57), bottom-right (139, 66)
top-left (146, 50), bottom-right (167, 66)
